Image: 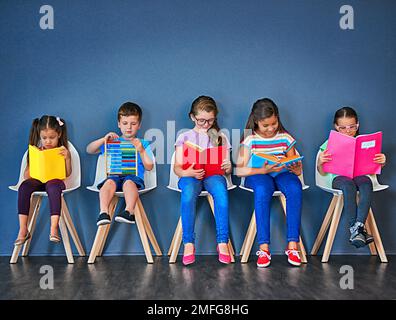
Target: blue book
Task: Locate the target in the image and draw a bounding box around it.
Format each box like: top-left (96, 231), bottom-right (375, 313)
top-left (248, 153), bottom-right (304, 176)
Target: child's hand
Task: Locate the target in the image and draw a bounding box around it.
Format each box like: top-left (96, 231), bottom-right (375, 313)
top-left (373, 153), bottom-right (386, 165)
top-left (58, 146), bottom-right (70, 160)
top-left (287, 161), bottom-right (302, 176)
top-left (260, 161), bottom-right (285, 174)
top-left (221, 159), bottom-right (232, 172)
top-left (104, 132), bottom-right (119, 142)
top-left (318, 150), bottom-right (332, 165)
top-left (131, 138), bottom-right (144, 153)
top-left (185, 163), bottom-right (205, 180)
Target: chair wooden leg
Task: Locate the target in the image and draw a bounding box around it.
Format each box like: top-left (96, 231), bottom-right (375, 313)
top-left (88, 197), bottom-right (118, 264)
top-left (97, 196), bottom-right (118, 256)
top-left (22, 196), bottom-right (42, 257)
top-left (364, 217), bottom-right (378, 256)
top-left (366, 208), bottom-right (388, 263)
top-left (137, 198), bottom-right (162, 256)
top-left (240, 213), bottom-right (255, 256)
top-left (9, 194), bottom-right (40, 263)
top-left (311, 195), bottom-right (337, 255)
top-left (322, 195), bottom-right (344, 263)
top-left (279, 195), bottom-right (307, 263)
top-left (168, 221), bottom-right (179, 256)
top-left (241, 211), bottom-right (257, 263)
top-left (61, 197), bottom-right (85, 256)
top-left (10, 195), bottom-right (41, 263)
top-left (134, 201), bottom-right (154, 263)
top-left (207, 195), bottom-right (235, 263)
top-left (169, 218), bottom-right (182, 263)
top-left (59, 215), bottom-right (74, 264)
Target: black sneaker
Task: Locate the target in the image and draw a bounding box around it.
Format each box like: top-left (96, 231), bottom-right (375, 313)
top-left (97, 212), bottom-right (111, 226)
top-left (115, 210), bottom-right (135, 224)
top-left (349, 231), bottom-right (366, 248)
top-left (359, 226), bottom-right (374, 245)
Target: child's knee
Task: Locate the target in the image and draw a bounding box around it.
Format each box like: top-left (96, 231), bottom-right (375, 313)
top-left (123, 180), bottom-right (138, 191)
top-left (101, 179), bottom-right (117, 191)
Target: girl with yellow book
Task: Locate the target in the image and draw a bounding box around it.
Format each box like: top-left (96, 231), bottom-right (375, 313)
top-left (14, 115), bottom-right (71, 246)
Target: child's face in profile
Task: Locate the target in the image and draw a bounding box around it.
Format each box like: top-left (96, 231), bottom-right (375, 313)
top-left (256, 115), bottom-right (279, 138)
top-left (191, 110), bottom-right (216, 132)
top-left (335, 116), bottom-right (359, 137)
top-left (40, 128), bottom-right (61, 149)
top-left (118, 115), bottom-right (141, 139)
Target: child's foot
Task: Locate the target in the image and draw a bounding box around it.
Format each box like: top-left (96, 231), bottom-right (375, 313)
top-left (14, 230), bottom-right (31, 246)
top-left (256, 249), bottom-right (271, 268)
top-left (349, 231), bottom-right (366, 248)
top-left (183, 243), bottom-right (195, 266)
top-left (49, 234), bottom-right (61, 243)
top-left (349, 222), bottom-right (367, 248)
top-left (216, 243), bottom-right (231, 264)
top-left (115, 210), bottom-right (135, 224)
top-left (359, 226), bottom-right (374, 245)
top-left (285, 248), bottom-right (301, 266)
top-left (97, 212), bottom-right (111, 226)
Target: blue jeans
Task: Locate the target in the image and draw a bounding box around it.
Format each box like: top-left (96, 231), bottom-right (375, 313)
top-left (178, 175), bottom-right (229, 244)
top-left (245, 172), bottom-right (302, 245)
top-left (332, 175), bottom-right (373, 228)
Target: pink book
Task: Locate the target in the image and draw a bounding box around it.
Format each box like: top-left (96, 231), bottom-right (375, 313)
top-left (322, 130), bottom-right (382, 179)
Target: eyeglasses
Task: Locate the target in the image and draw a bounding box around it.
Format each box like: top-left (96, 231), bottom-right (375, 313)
top-left (336, 124), bottom-right (359, 131)
top-left (194, 117), bottom-right (216, 125)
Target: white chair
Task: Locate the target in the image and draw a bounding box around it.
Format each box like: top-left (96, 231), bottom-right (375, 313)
top-left (311, 150), bottom-right (389, 262)
top-left (238, 161), bottom-right (309, 263)
top-left (9, 141), bottom-right (85, 264)
top-left (87, 154), bottom-right (162, 264)
top-left (167, 152), bottom-right (237, 263)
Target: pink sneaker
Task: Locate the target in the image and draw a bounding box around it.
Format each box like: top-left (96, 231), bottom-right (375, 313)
top-left (182, 248), bottom-right (196, 266)
top-left (217, 245), bottom-right (231, 264)
top-left (285, 248), bottom-right (301, 266)
top-left (256, 249), bottom-right (271, 268)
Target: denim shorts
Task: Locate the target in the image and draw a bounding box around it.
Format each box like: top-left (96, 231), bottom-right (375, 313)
top-left (97, 175), bottom-right (145, 191)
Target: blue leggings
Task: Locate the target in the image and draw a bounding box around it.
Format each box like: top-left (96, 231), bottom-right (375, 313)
top-left (245, 172), bottom-right (302, 245)
top-left (178, 175), bottom-right (229, 244)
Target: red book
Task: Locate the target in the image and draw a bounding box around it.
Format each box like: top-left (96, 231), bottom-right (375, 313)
top-left (182, 141), bottom-right (227, 177)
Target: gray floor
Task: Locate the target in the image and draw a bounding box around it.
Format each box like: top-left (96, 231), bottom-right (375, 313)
top-left (1, 255), bottom-right (395, 300)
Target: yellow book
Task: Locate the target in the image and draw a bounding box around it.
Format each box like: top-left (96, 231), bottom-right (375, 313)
top-left (29, 145), bottom-right (66, 183)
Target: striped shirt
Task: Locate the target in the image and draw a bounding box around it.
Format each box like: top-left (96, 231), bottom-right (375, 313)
top-left (241, 131), bottom-right (296, 159)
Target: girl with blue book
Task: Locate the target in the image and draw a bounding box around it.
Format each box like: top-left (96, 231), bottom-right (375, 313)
top-left (236, 98), bottom-right (303, 267)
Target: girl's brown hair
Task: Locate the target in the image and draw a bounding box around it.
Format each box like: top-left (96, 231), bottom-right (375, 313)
top-left (242, 98), bottom-right (287, 142)
top-left (189, 95), bottom-right (223, 146)
top-left (29, 115), bottom-right (69, 148)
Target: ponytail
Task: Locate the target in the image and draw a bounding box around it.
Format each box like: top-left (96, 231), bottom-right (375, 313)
top-left (28, 118), bottom-right (40, 147)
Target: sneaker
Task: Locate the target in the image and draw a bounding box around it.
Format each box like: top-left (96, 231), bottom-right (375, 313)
top-left (285, 249), bottom-right (301, 266)
top-left (349, 231), bottom-right (366, 248)
top-left (115, 210), bottom-right (135, 224)
top-left (97, 212), bottom-right (111, 226)
top-left (359, 226), bottom-right (374, 245)
top-left (256, 249), bottom-right (271, 268)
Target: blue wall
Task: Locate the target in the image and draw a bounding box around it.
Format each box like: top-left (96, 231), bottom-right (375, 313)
top-left (1, 0), bottom-right (395, 256)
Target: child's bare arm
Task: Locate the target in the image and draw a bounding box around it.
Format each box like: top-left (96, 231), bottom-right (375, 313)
top-left (86, 132), bottom-right (119, 154)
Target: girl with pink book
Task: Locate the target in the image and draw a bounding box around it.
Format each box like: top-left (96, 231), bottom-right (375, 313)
top-left (317, 107), bottom-right (386, 248)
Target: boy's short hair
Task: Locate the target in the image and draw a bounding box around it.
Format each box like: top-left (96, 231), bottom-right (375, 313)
top-left (118, 102), bottom-right (142, 122)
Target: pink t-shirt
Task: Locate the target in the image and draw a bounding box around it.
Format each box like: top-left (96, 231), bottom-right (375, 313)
top-left (175, 129), bottom-right (231, 150)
